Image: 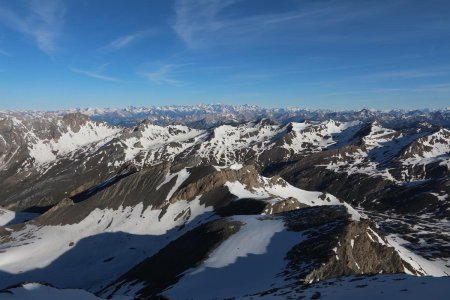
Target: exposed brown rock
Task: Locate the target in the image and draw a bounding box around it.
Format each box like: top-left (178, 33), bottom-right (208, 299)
top-left (170, 165), bottom-right (263, 203)
top-left (62, 113), bottom-right (90, 132)
top-left (263, 197), bottom-right (308, 214)
top-left (303, 220), bottom-right (422, 284)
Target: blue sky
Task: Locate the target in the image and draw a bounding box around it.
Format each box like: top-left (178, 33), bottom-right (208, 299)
top-left (0, 0), bottom-right (450, 110)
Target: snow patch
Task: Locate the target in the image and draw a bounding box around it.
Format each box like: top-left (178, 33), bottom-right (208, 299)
top-left (386, 234), bottom-right (448, 276)
top-left (195, 216), bottom-right (285, 271)
top-left (157, 169), bottom-right (191, 201)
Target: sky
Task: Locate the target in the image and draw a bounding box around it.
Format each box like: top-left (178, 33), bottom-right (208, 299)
top-left (0, 0), bottom-right (450, 110)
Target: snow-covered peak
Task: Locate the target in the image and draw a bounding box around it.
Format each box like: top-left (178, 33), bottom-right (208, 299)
top-left (362, 122), bottom-right (398, 148)
top-left (196, 121), bottom-right (282, 165)
top-left (0, 114), bottom-right (121, 171)
top-left (400, 128), bottom-right (450, 167)
top-left (118, 124), bottom-right (207, 165)
top-left (285, 120), bottom-right (362, 152)
top-left (29, 120), bottom-right (121, 165)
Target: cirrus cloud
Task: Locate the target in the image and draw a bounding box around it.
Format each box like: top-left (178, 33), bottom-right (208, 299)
top-left (0, 0), bottom-right (66, 54)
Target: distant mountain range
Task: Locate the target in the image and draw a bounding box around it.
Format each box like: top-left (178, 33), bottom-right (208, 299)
top-left (0, 106), bottom-right (449, 299)
top-left (2, 104), bottom-right (450, 128)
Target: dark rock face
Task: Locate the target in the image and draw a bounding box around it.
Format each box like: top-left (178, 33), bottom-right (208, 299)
top-left (170, 165), bottom-right (263, 203)
top-left (301, 220), bottom-right (419, 284)
top-left (31, 163), bottom-right (169, 226)
top-left (273, 143), bottom-right (449, 218)
top-left (281, 207), bottom-right (419, 283)
top-left (61, 113), bottom-right (90, 132)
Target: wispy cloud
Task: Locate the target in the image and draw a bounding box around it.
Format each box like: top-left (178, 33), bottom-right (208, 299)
top-left (140, 64), bottom-right (183, 86)
top-left (172, 0), bottom-right (392, 49)
top-left (102, 29), bottom-right (159, 51)
top-left (0, 0), bottom-right (66, 54)
top-left (366, 67), bottom-right (450, 79)
top-left (70, 63), bottom-right (121, 82)
top-left (173, 0), bottom-right (238, 48)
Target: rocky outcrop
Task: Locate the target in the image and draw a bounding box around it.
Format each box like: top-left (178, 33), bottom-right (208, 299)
top-left (62, 113), bottom-right (90, 132)
top-left (263, 197), bottom-right (307, 214)
top-left (170, 165), bottom-right (262, 203)
top-left (303, 220), bottom-right (422, 284)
